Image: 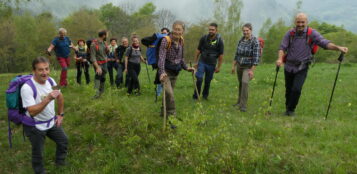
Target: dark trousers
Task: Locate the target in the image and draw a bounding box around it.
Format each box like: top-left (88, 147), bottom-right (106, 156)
top-left (24, 125), bottom-right (68, 174)
top-left (284, 68), bottom-right (308, 112)
top-left (107, 61), bottom-right (119, 86)
top-left (76, 61), bottom-right (90, 84)
top-left (94, 63), bottom-right (108, 96)
top-left (127, 62), bottom-right (141, 94)
top-left (116, 63), bottom-right (125, 87)
top-left (193, 61), bottom-right (215, 99)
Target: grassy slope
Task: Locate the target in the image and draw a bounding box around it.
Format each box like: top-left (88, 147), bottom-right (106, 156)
top-left (0, 63), bottom-right (356, 174)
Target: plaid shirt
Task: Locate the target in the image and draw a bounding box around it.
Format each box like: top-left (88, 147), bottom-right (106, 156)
top-left (234, 36), bottom-right (260, 66)
top-left (158, 35), bottom-right (187, 75)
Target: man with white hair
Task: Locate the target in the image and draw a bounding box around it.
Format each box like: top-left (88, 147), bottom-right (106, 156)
top-left (47, 28), bottom-right (76, 87)
top-left (276, 13), bottom-right (348, 116)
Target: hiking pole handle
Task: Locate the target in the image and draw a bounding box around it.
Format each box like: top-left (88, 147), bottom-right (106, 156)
top-left (275, 66), bottom-right (280, 72)
top-left (338, 52), bottom-right (345, 62)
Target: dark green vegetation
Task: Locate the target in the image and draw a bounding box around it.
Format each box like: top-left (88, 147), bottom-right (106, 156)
top-left (1, 63), bottom-right (356, 173)
top-left (1, 0), bottom-right (357, 73)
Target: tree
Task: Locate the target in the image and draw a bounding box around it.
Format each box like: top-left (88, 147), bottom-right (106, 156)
top-left (99, 3), bottom-right (132, 38)
top-left (214, 0), bottom-right (243, 60)
top-left (62, 9), bottom-right (106, 42)
top-left (154, 9), bottom-right (176, 30)
top-left (261, 19), bottom-right (289, 63)
top-left (184, 21), bottom-right (208, 62)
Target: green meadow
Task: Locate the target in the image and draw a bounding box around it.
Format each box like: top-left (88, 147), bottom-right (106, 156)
top-left (0, 63), bottom-right (356, 174)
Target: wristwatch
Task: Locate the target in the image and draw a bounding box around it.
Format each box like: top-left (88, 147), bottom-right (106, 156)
top-left (59, 113), bottom-right (64, 117)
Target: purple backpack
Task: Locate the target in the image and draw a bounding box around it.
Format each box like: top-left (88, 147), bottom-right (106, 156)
top-left (5, 75), bottom-right (54, 147)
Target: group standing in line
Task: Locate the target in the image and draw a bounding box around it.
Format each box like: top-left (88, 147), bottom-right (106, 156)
top-left (19, 12), bottom-right (349, 173)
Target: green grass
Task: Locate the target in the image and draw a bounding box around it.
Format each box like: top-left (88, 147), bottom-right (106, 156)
top-left (0, 63), bottom-right (356, 174)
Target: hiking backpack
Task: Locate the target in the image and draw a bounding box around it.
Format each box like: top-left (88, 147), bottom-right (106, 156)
top-left (91, 39), bottom-right (109, 53)
top-left (143, 33), bottom-right (169, 67)
top-left (258, 37), bottom-right (265, 57)
top-left (6, 75), bottom-right (54, 147)
top-left (282, 27), bottom-right (319, 63)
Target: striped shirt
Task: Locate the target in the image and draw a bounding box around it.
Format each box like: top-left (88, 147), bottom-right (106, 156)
top-left (234, 36), bottom-right (260, 66)
top-left (158, 35), bottom-right (188, 75)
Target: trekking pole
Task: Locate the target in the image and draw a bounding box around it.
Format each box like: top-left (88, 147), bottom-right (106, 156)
top-left (269, 66), bottom-right (280, 107)
top-left (155, 85), bottom-right (158, 103)
top-left (144, 60), bottom-right (151, 84)
top-left (325, 53), bottom-right (344, 120)
top-left (190, 62), bottom-right (200, 101)
top-left (162, 81), bottom-right (167, 131)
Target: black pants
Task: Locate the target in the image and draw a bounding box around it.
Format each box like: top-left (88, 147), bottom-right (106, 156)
top-left (284, 68), bottom-right (308, 112)
top-left (107, 61), bottom-right (119, 86)
top-left (76, 61), bottom-right (90, 84)
top-left (127, 62), bottom-right (141, 94)
top-left (24, 125), bottom-right (68, 174)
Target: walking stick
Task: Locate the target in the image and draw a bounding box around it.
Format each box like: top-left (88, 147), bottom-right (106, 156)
top-left (162, 81), bottom-right (167, 131)
top-left (144, 60), bottom-right (151, 84)
top-left (325, 53), bottom-right (344, 119)
top-left (269, 66), bottom-right (280, 107)
top-left (190, 62), bottom-right (200, 101)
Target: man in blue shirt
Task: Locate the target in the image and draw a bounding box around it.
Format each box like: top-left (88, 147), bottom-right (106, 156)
top-left (47, 28), bottom-right (76, 87)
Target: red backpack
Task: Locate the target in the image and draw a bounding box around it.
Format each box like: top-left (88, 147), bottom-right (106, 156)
top-left (258, 37), bottom-right (264, 57)
top-left (92, 39), bottom-right (109, 53)
top-left (282, 27), bottom-right (319, 63)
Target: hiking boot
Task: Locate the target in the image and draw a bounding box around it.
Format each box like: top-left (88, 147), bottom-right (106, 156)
top-left (240, 108), bottom-right (247, 112)
top-left (169, 121), bottom-right (177, 129)
top-left (55, 161), bottom-right (66, 167)
top-left (92, 94), bottom-right (101, 99)
top-left (284, 111), bottom-right (295, 116)
top-left (232, 103), bottom-right (240, 107)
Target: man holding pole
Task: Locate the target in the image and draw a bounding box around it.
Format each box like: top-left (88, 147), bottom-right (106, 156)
top-left (276, 13), bottom-right (348, 116)
top-left (192, 23), bottom-right (224, 100)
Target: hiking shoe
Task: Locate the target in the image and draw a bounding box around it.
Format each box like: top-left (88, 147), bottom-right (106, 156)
top-left (284, 111), bottom-right (295, 116)
top-left (55, 161), bottom-right (66, 167)
top-left (202, 96), bottom-right (208, 100)
top-left (92, 94), bottom-right (101, 99)
top-left (169, 121), bottom-right (177, 129)
top-left (232, 103), bottom-right (240, 107)
top-left (240, 108), bottom-right (247, 112)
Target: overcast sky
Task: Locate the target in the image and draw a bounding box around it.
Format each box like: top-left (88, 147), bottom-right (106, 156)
top-left (20, 0), bottom-right (357, 33)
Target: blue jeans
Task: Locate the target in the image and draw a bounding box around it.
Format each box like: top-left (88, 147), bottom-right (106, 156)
top-left (193, 61), bottom-right (216, 99)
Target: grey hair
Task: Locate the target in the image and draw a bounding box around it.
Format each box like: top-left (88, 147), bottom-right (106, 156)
top-left (58, 28), bottom-right (67, 34)
top-left (172, 20), bottom-right (185, 31)
top-left (121, 37), bottom-right (128, 41)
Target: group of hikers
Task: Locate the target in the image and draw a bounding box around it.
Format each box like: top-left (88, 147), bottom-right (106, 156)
top-left (6, 13), bottom-right (349, 173)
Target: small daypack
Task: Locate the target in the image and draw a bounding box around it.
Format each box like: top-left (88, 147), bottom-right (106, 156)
top-left (282, 27), bottom-right (319, 63)
top-left (6, 75), bottom-right (54, 147)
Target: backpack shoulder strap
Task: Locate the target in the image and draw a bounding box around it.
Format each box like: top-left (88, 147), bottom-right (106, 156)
top-left (92, 39), bottom-right (99, 51)
top-left (164, 36), bottom-right (172, 49)
top-left (306, 27), bottom-right (313, 44)
top-left (128, 46), bottom-right (133, 57)
top-left (25, 79), bottom-right (37, 99)
top-left (47, 78), bottom-right (55, 86)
